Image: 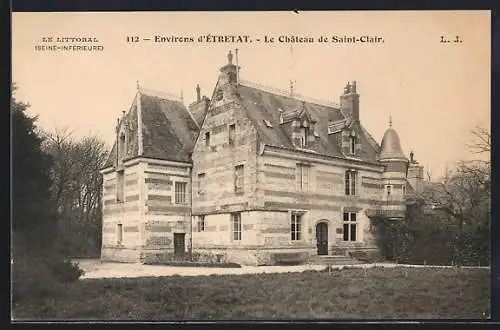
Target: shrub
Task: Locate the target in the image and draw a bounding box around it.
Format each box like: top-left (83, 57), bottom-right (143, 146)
top-left (48, 258), bottom-right (85, 282)
top-left (372, 203), bottom-right (490, 266)
top-left (12, 246), bottom-right (85, 304)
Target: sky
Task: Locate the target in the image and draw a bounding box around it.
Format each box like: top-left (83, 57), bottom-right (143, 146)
top-left (12, 11), bottom-right (490, 180)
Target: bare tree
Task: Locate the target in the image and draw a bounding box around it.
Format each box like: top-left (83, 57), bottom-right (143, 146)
top-left (466, 125), bottom-right (491, 155)
top-left (419, 125), bottom-right (490, 264)
top-left (42, 129), bottom-right (109, 257)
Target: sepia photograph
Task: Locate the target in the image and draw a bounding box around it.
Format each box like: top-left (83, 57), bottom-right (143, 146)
top-left (11, 10), bottom-right (491, 320)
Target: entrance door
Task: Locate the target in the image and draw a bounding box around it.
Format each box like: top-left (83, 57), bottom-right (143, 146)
top-left (173, 233), bottom-right (186, 258)
top-left (316, 222), bottom-right (328, 255)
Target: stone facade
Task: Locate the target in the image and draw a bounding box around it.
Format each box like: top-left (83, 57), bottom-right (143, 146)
top-left (100, 51), bottom-right (425, 265)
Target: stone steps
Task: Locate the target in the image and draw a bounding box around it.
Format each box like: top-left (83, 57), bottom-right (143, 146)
top-left (308, 255), bottom-right (365, 265)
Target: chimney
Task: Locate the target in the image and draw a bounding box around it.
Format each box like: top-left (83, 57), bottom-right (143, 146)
top-left (188, 84), bottom-right (210, 127)
top-left (340, 81), bottom-right (360, 123)
top-left (219, 50), bottom-right (239, 85)
top-left (196, 84), bottom-right (201, 102)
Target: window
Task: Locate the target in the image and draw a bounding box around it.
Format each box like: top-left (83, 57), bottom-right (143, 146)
top-left (349, 135), bottom-right (356, 154)
top-left (117, 224), bottom-right (123, 244)
top-left (231, 213), bottom-right (241, 241)
top-left (386, 185), bottom-right (392, 197)
top-left (197, 215), bottom-right (205, 232)
top-left (116, 170), bottom-right (125, 202)
top-left (118, 133), bottom-right (126, 161)
top-left (296, 164), bottom-right (310, 192)
top-left (343, 212), bottom-right (357, 242)
top-left (234, 165), bottom-right (244, 194)
top-left (175, 182), bottom-right (187, 204)
top-left (205, 131), bottom-right (211, 147)
top-left (215, 89), bottom-right (223, 101)
top-left (229, 124), bottom-right (236, 146)
top-left (300, 127), bottom-right (308, 147)
top-left (402, 184), bottom-right (406, 195)
top-left (197, 173), bottom-right (205, 195)
top-left (345, 170), bottom-right (357, 196)
top-left (291, 213), bottom-right (302, 241)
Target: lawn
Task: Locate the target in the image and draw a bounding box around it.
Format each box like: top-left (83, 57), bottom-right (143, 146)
top-left (12, 266), bottom-right (490, 320)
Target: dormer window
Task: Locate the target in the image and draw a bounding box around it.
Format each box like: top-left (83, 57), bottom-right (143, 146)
top-left (349, 131), bottom-right (357, 154)
top-left (118, 132), bottom-right (127, 165)
top-left (299, 119), bottom-right (310, 148)
top-left (300, 128), bottom-right (308, 147)
top-left (205, 131), bottom-right (211, 147)
top-left (215, 89), bottom-right (223, 101)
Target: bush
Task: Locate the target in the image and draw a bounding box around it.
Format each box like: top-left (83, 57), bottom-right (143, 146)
top-left (12, 246), bottom-right (85, 304)
top-left (372, 203), bottom-right (490, 266)
top-left (48, 258), bottom-right (85, 282)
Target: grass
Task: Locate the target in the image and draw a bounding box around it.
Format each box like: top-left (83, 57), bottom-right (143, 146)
top-left (12, 266), bottom-right (490, 320)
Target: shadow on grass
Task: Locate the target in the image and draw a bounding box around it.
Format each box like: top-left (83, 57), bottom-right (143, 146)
top-left (12, 267), bottom-right (490, 321)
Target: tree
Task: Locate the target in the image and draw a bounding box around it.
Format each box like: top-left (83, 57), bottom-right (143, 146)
top-left (41, 128), bottom-right (108, 257)
top-left (467, 125), bottom-right (491, 154)
top-left (11, 84), bottom-right (56, 248)
top-left (374, 124), bottom-right (491, 266)
top-left (12, 85), bottom-right (85, 306)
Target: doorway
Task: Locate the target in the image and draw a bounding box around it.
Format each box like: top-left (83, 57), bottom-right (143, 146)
top-left (316, 222), bottom-right (328, 255)
top-left (173, 233), bottom-right (186, 257)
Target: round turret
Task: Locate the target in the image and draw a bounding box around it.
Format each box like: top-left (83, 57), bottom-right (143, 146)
top-left (379, 127), bottom-right (407, 161)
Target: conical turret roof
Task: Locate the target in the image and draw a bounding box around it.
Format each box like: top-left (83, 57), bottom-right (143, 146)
top-left (379, 119), bottom-right (407, 161)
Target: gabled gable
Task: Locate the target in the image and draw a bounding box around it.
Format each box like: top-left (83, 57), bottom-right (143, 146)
top-left (102, 88), bottom-right (200, 169)
top-left (236, 82), bottom-right (380, 163)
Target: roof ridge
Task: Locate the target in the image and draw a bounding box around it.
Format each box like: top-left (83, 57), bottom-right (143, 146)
top-left (138, 86), bottom-right (184, 104)
top-left (239, 79), bottom-right (341, 109)
top-left (139, 86), bottom-right (200, 129)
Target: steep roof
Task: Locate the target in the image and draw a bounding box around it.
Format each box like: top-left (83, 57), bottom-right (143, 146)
top-left (140, 93), bottom-right (199, 162)
top-left (103, 89), bottom-right (199, 169)
top-left (237, 83), bottom-right (380, 162)
top-left (379, 127), bottom-right (407, 161)
top-left (103, 81), bottom-right (383, 169)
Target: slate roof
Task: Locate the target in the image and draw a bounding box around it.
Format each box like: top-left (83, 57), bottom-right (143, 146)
top-left (379, 127), bottom-right (407, 161)
top-left (103, 90), bottom-right (199, 169)
top-left (237, 83), bottom-right (380, 163)
top-left (140, 93), bottom-right (199, 162)
top-left (104, 82), bottom-right (382, 168)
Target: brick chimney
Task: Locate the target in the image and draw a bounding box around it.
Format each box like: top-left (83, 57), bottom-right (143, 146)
top-left (188, 84), bottom-right (210, 127)
top-left (340, 81), bottom-right (360, 122)
top-left (219, 50), bottom-right (239, 86)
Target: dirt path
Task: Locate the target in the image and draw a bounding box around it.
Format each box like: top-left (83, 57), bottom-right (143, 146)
top-left (75, 259), bottom-right (489, 279)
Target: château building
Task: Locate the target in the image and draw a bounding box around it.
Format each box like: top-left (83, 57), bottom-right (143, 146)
top-left (100, 51), bottom-right (425, 265)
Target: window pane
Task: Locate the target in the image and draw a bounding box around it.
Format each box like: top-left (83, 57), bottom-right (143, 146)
top-left (350, 224), bottom-right (357, 241)
top-left (351, 172), bottom-right (356, 195)
top-left (205, 132), bottom-right (210, 146)
top-left (351, 213), bottom-right (356, 222)
top-left (345, 171), bottom-right (350, 195)
top-left (343, 223), bottom-right (349, 241)
top-left (229, 124), bottom-right (236, 145)
top-left (343, 212), bottom-right (349, 221)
